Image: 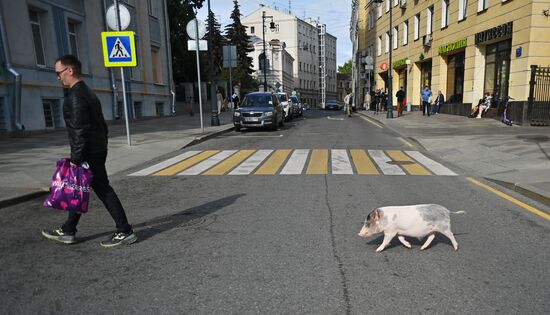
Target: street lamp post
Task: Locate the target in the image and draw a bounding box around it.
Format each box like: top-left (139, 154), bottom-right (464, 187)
top-left (373, 0), bottom-right (394, 118)
top-left (261, 11), bottom-right (275, 92)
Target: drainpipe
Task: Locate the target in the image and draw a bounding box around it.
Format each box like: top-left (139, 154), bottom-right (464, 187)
top-left (0, 8), bottom-right (24, 130)
top-left (162, 0), bottom-right (176, 115)
top-left (101, 0), bottom-right (119, 119)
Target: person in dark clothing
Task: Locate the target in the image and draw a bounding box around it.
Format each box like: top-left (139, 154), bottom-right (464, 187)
top-left (396, 87), bottom-right (406, 117)
top-left (42, 55), bottom-right (137, 248)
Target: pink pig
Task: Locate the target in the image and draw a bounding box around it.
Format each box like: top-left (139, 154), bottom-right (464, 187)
top-left (358, 204), bottom-right (465, 252)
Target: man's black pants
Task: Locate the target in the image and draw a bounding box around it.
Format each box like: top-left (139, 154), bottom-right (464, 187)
top-left (62, 152), bottom-right (132, 234)
top-left (422, 101), bottom-right (431, 116)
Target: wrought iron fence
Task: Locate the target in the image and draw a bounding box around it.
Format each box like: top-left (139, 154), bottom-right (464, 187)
top-left (528, 65), bottom-right (550, 126)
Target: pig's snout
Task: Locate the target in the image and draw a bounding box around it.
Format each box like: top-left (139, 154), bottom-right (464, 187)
top-left (358, 225), bottom-right (369, 238)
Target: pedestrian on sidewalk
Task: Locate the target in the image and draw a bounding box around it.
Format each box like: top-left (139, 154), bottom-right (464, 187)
top-left (421, 85), bottom-right (432, 116)
top-left (431, 90), bottom-right (445, 115)
top-left (42, 55), bottom-right (137, 248)
top-left (216, 88), bottom-right (223, 113)
top-left (344, 89), bottom-right (353, 117)
top-left (396, 87), bottom-right (406, 117)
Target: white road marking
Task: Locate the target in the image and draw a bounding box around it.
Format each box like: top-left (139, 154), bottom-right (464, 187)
top-left (331, 149), bottom-right (354, 174)
top-left (178, 150), bottom-right (237, 175)
top-left (280, 149), bottom-right (309, 174)
top-left (368, 150), bottom-right (406, 175)
top-left (229, 150), bottom-right (273, 175)
top-left (405, 151), bottom-right (457, 176)
top-left (327, 116), bottom-right (344, 121)
top-left (128, 151), bottom-right (200, 176)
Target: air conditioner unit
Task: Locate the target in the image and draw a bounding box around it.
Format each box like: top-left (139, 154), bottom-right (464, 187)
top-left (399, 0), bottom-right (407, 8)
top-left (423, 34), bottom-right (432, 46)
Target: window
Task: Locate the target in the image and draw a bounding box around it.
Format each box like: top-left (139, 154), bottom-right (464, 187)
top-left (403, 20), bottom-right (408, 45)
top-left (377, 36), bottom-right (382, 56)
top-left (394, 0), bottom-right (399, 6)
top-left (151, 47), bottom-right (162, 83)
top-left (155, 102), bottom-right (164, 116)
top-left (459, 0), bottom-right (468, 21)
top-left (386, 0), bottom-right (390, 12)
top-left (441, 0), bottom-right (450, 28)
top-left (147, 0), bottom-right (154, 16)
top-left (378, 2), bottom-right (383, 18)
top-left (385, 32), bottom-right (389, 53)
top-left (427, 6), bottom-right (434, 35)
top-left (393, 26), bottom-right (398, 49)
top-left (414, 14), bottom-right (420, 40)
top-left (42, 100), bottom-right (58, 128)
top-left (68, 21), bottom-right (79, 58)
top-left (478, 0), bottom-right (489, 12)
top-left (29, 10), bottom-right (45, 66)
top-left (251, 26), bottom-right (255, 34)
top-left (133, 101), bottom-right (142, 119)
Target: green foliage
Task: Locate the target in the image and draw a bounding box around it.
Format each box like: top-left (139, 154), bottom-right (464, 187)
top-left (224, 0), bottom-right (256, 90)
top-left (206, 11), bottom-right (226, 77)
top-left (338, 60), bottom-right (352, 74)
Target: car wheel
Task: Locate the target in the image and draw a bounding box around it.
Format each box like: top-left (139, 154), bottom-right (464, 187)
top-left (234, 125), bottom-right (241, 131)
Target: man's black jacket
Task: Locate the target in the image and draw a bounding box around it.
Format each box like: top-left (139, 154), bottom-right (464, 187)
top-left (63, 81), bottom-right (108, 164)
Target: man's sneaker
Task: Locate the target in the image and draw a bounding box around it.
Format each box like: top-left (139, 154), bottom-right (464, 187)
top-left (100, 232), bottom-right (138, 248)
top-left (41, 229), bottom-right (76, 244)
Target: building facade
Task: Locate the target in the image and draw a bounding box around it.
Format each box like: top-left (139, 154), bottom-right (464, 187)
top-left (0, 0), bottom-right (173, 133)
top-left (358, 0), bottom-right (550, 120)
top-left (242, 5), bottom-right (337, 108)
top-left (250, 38), bottom-right (294, 93)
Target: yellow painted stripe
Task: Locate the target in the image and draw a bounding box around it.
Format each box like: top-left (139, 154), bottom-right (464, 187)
top-left (203, 150), bottom-right (256, 175)
top-left (153, 150), bottom-right (219, 176)
top-left (255, 149), bottom-right (291, 175)
top-left (350, 149), bottom-right (379, 175)
top-left (386, 150), bottom-right (432, 176)
top-left (360, 116), bottom-right (383, 128)
top-left (466, 177), bottom-right (550, 221)
top-left (306, 149), bottom-right (329, 174)
top-left (399, 137), bottom-right (414, 148)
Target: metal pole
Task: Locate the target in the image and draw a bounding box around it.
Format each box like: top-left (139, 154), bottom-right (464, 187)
top-left (207, 0), bottom-right (220, 126)
top-left (387, 4), bottom-right (394, 119)
top-left (262, 11), bottom-right (267, 92)
top-left (195, 17), bottom-right (204, 133)
top-left (115, 0), bottom-right (132, 145)
top-left (229, 47), bottom-right (233, 109)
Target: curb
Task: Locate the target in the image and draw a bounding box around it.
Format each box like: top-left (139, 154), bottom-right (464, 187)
top-left (0, 189), bottom-right (49, 209)
top-left (484, 178), bottom-right (550, 208)
top-left (182, 125), bottom-right (235, 149)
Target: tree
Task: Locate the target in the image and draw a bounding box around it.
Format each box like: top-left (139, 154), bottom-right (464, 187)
top-left (224, 0), bottom-right (257, 93)
top-left (205, 11), bottom-right (226, 77)
top-left (167, 0), bottom-right (206, 84)
top-left (338, 60), bottom-right (353, 75)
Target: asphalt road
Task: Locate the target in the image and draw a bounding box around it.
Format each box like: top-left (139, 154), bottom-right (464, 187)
top-left (1, 109), bottom-right (549, 314)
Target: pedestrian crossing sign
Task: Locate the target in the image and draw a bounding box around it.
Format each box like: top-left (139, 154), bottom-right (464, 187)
top-left (101, 31), bottom-right (137, 67)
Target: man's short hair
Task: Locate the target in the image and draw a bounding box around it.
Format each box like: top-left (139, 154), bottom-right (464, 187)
top-left (55, 55), bottom-right (81, 75)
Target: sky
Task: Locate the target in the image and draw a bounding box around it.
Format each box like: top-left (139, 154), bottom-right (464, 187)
top-left (195, 0), bottom-right (352, 67)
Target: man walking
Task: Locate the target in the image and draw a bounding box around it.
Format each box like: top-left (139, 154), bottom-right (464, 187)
top-left (344, 89), bottom-right (353, 117)
top-left (396, 86), bottom-right (406, 117)
top-left (421, 85), bottom-right (432, 116)
top-left (42, 55), bottom-right (137, 248)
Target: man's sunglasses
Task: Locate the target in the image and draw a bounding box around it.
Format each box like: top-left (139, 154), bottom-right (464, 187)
top-left (56, 68), bottom-right (69, 76)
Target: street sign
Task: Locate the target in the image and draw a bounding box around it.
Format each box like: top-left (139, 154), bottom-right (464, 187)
top-left (365, 55), bottom-right (374, 65)
top-left (188, 40), bottom-right (208, 51)
top-left (101, 31), bottom-right (137, 67)
top-left (105, 4), bottom-right (131, 31)
top-left (223, 45), bottom-right (237, 68)
top-left (186, 19), bottom-right (206, 40)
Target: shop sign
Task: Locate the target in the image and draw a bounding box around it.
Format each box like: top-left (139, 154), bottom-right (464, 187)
top-left (475, 22), bottom-right (513, 45)
top-left (438, 38), bottom-right (467, 55)
top-left (392, 58), bottom-right (408, 69)
top-left (380, 63), bottom-right (388, 71)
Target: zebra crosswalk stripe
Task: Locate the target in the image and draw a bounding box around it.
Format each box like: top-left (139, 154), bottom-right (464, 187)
top-left (386, 150), bottom-right (431, 175)
top-left (405, 151), bottom-right (457, 176)
top-left (331, 149), bottom-right (354, 174)
top-left (128, 150), bottom-right (200, 176)
top-left (178, 150), bottom-right (237, 175)
top-left (368, 150), bottom-right (406, 175)
top-left (229, 150), bottom-right (273, 175)
top-left (306, 149), bottom-right (329, 174)
top-left (280, 149), bottom-right (309, 175)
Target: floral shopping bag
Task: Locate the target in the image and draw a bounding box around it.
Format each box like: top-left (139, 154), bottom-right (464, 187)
top-left (43, 158), bottom-right (93, 213)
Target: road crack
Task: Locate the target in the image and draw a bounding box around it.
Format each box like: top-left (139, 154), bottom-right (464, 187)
top-left (324, 176), bottom-right (352, 315)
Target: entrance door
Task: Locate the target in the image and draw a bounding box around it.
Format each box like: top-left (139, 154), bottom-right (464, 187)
top-left (446, 51), bottom-right (465, 102)
top-left (484, 40), bottom-right (511, 113)
top-left (421, 60), bottom-right (432, 89)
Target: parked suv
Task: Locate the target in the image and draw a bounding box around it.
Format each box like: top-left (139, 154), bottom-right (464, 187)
top-left (275, 92), bottom-right (293, 121)
top-left (233, 92), bottom-right (284, 131)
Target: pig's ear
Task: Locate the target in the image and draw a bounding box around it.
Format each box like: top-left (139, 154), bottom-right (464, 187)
top-left (371, 210), bottom-right (380, 221)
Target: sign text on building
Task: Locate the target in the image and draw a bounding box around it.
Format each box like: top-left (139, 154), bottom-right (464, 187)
top-left (475, 22), bottom-right (513, 45)
top-left (438, 38), bottom-right (467, 55)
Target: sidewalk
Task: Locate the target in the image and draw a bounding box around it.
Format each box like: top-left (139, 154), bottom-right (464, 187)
top-left (358, 109), bottom-right (550, 207)
top-left (0, 111), bottom-right (235, 208)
